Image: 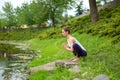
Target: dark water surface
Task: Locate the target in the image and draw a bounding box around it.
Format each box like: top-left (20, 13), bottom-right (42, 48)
top-left (0, 53), bottom-right (32, 80)
top-left (0, 43), bottom-right (37, 80)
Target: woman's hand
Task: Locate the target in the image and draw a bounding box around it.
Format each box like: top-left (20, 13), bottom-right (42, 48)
top-left (62, 43), bottom-right (68, 49)
top-left (62, 42), bottom-right (73, 52)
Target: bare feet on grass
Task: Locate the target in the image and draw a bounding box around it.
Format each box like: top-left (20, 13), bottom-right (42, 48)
top-left (70, 57), bottom-right (77, 60)
top-left (71, 57), bottom-right (80, 62)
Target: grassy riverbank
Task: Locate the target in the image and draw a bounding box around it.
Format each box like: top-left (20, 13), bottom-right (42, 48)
top-left (28, 33), bottom-right (120, 80)
top-left (0, 5), bottom-right (120, 80)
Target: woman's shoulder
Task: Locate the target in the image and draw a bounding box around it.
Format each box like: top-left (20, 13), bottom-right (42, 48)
top-left (70, 36), bottom-right (76, 40)
top-left (70, 36), bottom-right (76, 42)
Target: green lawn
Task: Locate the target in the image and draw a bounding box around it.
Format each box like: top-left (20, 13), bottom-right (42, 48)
top-left (28, 33), bottom-right (120, 80)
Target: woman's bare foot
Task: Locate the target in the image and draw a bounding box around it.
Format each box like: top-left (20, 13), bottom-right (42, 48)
top-left (72, 58), bottom-right (79, 62)
top-left (70, 57), bottom-right (77, 60)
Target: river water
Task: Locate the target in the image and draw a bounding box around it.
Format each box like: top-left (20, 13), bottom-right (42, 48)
top-left (0, 53), bottom-right (32, 80)
top-left (0, 43), bottom-right (37, 80)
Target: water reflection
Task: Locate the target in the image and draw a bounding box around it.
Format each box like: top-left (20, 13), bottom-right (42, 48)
top-left (0, 54), bottom-right (31, 80)
top-left (0, 43), bottom-right (39, 80)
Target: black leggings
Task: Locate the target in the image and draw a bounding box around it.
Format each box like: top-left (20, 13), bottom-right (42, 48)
top-left (73, 43), bottom-right (87, 58)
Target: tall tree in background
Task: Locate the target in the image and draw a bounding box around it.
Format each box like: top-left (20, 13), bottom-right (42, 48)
top-left (15, 3), bottom-right (34, 27)
top-left (0, 13), bottom-right (2, 28)
top-left (2, 2), bottom-right (16, 29)
top-left (0, 18), bottom-right (6, 29)
top-left (75, 1), bottom-right (84, 16)
top-left (1, 0), bottom-right (87, 28)
top-left (89, 0), bottom-right (99, 22)
top-left (37, 0), bottom-right (76, 27)
top-left (29, 1), bottom-right (48, 27)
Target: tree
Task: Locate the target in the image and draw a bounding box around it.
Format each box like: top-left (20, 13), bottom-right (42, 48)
top-left (29, 1), bottom-right (48, 27)
top-left (75, 1), bottom-right (84, 16)
top-left (2, 2), bottom-right (16, 29)
top-left (0, 12), bottom-right (6, 29)
top-left (36, 0), bottom-right (76, 27)
top-left (89, 0), bottom-right (99, 22)
top-left (15, 3), bottom-right (35, 27)
top-left (0, 18), bottom-right (6, 29)
top-left (0, 12), bottom-right (2, 28)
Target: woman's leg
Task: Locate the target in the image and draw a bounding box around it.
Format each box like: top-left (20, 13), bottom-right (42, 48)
top-left (73, 43), bottom-right (87, 58)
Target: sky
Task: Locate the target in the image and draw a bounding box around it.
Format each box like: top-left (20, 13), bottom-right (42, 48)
top-left (0, 0), bottom-right (31, 12)
top-left (0, 0), bottom-right (89, 16)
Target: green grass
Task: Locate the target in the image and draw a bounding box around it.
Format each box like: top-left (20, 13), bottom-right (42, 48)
top-left (29, 33), bottom-right (120, 80)
top-left (29, 68), bottom-right (76, 80)
top-left (28, 37), bottom-right (72, 67)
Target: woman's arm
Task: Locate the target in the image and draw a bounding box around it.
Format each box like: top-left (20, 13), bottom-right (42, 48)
top-left (63, 44), bottom-right (73, 52)
top-left (62, 38), bottom-right (74, 52)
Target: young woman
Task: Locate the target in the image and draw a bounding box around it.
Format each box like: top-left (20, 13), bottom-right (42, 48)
top-left (62, 26), bottom-right (87, 62)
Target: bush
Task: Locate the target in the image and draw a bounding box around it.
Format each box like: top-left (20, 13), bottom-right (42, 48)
top-left (0, 44), bottom-right (22, 54)
top-left (0, 6), bottom-right (120, 44)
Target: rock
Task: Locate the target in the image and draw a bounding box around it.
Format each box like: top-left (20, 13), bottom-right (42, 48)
top-left (55, 61), bottom-right (65, 68)
top-left (29, 60), bottom-right (78, 74)
top-left (18, 56), bottom-right (33, 60)
top-left (93, 74), bottom-right (109, 80)
top-left (69, 65), bottom-right (80, 73)
top-left (29, 62), bottom-right (56, 73)
top-left (0, 67), bottom-right (10, 70)
top-left (11, 54), bottom-right (33, 60)
top-left (55, 60), bottom-right (77, 68)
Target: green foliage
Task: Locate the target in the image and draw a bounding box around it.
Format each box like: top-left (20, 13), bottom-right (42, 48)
top-left (29, 68), bottom-right (75, 80)
top-left (16, 5), bottom-right (120, 43)
top-left (59, 6), bottom-right (120, 44)
top-left (37, 0), bottom-right (77, 27)
top-left (59, 15), bottom-right (90, 34)
top-left (15, 3), bottom-right (35, 26)
top-left (29, 1), bottom-right (48, 25)
top-left (75, 1), bottom-right (84, 16)
top-left (38, 32), bottom-right (48, 39)
top-left (0, 18), bottom-right (6, 28)
top-left (2, 2), bottom-right (16, 28)
top-left (0, 0), bottom-right (78, 28)
top-left (1, 6), bottom-right (120, 44)
top-left (86, 6), bottom-right (120, 43)
top-left (37, 27), bottom-right (62, 40)
top-left (0, 28), bottom-right (46, 41)
top-left (0, 27), bottom-right (62, 41)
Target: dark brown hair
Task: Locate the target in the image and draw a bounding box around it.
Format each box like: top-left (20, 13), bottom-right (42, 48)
top-left (62, 26), bottom-right (70, 34)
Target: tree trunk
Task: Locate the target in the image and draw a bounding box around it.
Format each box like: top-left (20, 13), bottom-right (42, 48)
top-left (51, 16), bottom-right (55, 28)
top-left (89, 0), bottom-right (99, 23)
top-left (51, 8), bottom-right (55, 28)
